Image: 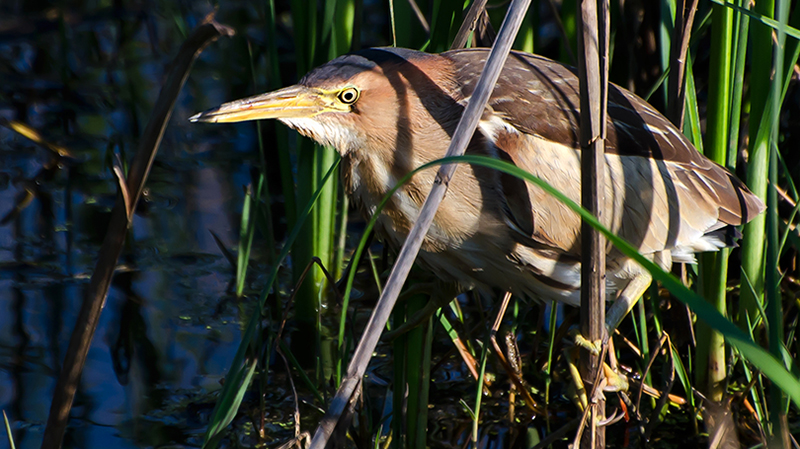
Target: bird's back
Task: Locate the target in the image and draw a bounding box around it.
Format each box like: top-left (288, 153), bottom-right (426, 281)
top-left (440, 48), bottom-right (764, 264)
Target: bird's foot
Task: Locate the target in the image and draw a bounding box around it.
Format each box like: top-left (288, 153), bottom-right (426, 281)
top-left (597, 363), bottom-right (629, 395)
top-left (573, 330), bottom-right (603, 356)
top-left (565, 334), bottom-right (630, 411)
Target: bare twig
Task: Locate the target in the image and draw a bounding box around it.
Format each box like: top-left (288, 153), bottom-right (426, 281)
top-left (635, 333), bottom-right (669, 411)
top-left (475, 9), bottom-right (497, 47)
top-left (406, 0), bottom-right (430, 34)
top-left (451, 0), bottom-right (490, 50)
top-left (667, 0), bottom-right (700, 127)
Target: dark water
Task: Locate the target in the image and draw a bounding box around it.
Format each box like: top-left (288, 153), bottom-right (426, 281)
top-left (0, 3), bottom-right (279, 447)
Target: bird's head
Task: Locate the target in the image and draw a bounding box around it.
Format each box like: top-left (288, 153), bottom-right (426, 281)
top-left (190, 48), bottom-right (461, 157)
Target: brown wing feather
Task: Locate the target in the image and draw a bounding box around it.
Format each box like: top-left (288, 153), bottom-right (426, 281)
top-left (442, 48), bottom-right (765, 233)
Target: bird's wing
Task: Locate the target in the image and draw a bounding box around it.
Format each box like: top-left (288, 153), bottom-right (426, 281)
top-left (443, 48), bottom-right (764, 257)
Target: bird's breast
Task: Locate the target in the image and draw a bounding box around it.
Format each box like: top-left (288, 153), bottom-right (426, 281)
top-left (340, 151), bottom-right (490, 254)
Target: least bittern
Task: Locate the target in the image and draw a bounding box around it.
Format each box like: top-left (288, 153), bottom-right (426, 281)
top-left (191, 47), bottom-right (764, 332)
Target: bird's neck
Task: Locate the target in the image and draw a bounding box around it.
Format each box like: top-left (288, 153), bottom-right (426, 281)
top-left (340, 151), bottom-right (396, 208)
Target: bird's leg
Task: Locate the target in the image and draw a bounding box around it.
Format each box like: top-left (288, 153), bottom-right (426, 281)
top-left (574, 270), bottom-right (653, 355)
top-left (605, 271), bottom-right (653, 336)
top-left (570, 272), bottom-right (651, 409)
top-left (564, 345), bottom-right (589, 410)
top-left (565, 338), bottom-right (629, 416)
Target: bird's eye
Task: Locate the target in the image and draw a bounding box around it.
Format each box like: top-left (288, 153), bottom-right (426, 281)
top-left (338, 87), bottom-right (360, 105)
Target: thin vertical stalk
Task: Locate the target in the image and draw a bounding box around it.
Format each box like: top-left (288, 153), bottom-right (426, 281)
top-left (635, 293), bottom-right (652, 394)
top-left (765, 118), bottom-right (787, 448)
top-left (334, 195), bottom-right (349, 281)
top-left (404, 294), bottom-right (433, 449)
top-left (766, 1), bottom-right (790, 445)
top-left (315, 144), bottom-right (337, 290)
top-left (417, 318), bottom-right (433, 449)
top-left (544, 302), bottom-right (558, 432)
top-left (696, 0), bottom-right (733, 403)
top-left (725, 0), bottom-right (750, 169)
top-left (667, 0), bottom-right (699, 128)
top-left (472, 333), bottom-right (490, 444)
top-left (658, 0), bottom-right (676, 108)
top-left (405, 296), bottom-right (425, 449)
top-left (265, 0), bottom-right (297, 229)
top-left (334, 0), bottom-right (355, 279)
top-left (578, 0), bottom-right (608, 446)
top-left (392, 303), bottom-right (407, 449)
top-left (681, 55), bottom-right (703, 153)
top-left (235, 184), bottom-right (260, 297)
top-left (289, 0), bottom-right (322, 364)
top-left (738, 0), bottom-right (773, 330)
top-left (323, 0), bottom-right (356, 378)
top-left (289, 0), bottom-right (353, 368)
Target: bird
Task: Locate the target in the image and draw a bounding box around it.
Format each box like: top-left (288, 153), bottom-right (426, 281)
top-left (190, 47), bottom-right (765, 331)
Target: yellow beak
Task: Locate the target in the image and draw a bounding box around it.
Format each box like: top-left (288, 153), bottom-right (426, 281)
top-left (189, 85), bottom-right (327, 123)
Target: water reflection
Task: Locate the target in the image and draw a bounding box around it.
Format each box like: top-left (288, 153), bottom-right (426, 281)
top-left (0, 3), bottom-right (273, 447)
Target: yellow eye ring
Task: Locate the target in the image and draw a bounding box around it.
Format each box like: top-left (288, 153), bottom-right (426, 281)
top-left (338, 87), bottom-right (360, 104)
